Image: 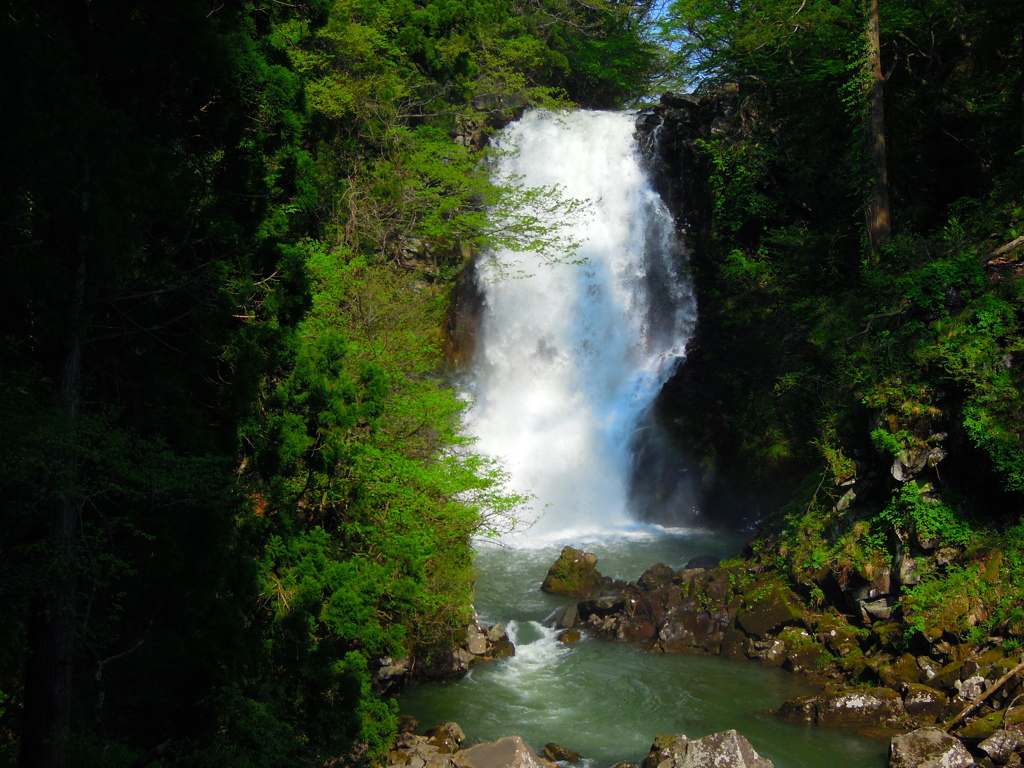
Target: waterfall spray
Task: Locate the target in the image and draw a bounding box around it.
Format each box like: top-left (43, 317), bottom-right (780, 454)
top-left (464, 110), bottom-right (696, 540)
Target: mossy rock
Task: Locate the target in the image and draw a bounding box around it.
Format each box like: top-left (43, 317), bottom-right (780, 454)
top-left (903, 683), bottom-right (947, 725)
top-left (737, 583), bottom-right (804, 637)
top-left (1003, 705), bottom-right (1024, 727)
top-left (879, 652), bottom-right (924, 687)
top-left (931, 660), bottom-right (966, 691)
top-left (541, 546), bottom-right (602, 596)
top-left (956, 710), bottom-right (1004, 742)
top-left (815, 612), bottom-right (862, 657)
top-left (866, 621), bottom-right (903, 651)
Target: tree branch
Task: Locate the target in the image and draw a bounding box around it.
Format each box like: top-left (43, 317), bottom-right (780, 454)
top-left (981, 234), bottom-right (1024, 265)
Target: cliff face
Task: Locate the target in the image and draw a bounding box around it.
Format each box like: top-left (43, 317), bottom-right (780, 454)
top-left (635, 90), bottom-right (807, 531)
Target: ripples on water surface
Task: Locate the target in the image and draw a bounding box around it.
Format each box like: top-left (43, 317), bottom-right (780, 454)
top-left (399, 532), bottom-right (889, 768)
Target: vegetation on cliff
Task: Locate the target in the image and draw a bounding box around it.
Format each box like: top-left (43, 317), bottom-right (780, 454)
top-left (653, 0), bottom-right (1024, 656)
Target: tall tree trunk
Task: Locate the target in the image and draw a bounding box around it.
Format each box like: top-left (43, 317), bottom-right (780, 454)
top-left (866, 0), bottom-right (891, 253)
top-left (19, 176), bottom-right (87, 768)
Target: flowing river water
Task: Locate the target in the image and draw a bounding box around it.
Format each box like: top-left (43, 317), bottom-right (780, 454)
top-left (399, 111), bottom-right (889, 768)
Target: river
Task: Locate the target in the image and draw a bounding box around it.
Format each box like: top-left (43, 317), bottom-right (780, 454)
top-left (400, 110), bottom-right (889, 768)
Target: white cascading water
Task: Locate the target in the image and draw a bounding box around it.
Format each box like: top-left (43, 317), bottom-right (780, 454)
top-left (465, 110), bottom-right (696, 540)
top-left (403, 111), bottom-right (889, 768)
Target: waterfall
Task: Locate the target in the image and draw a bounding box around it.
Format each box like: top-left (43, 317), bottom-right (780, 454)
top-left (465, 110), bottom-right (697, 541)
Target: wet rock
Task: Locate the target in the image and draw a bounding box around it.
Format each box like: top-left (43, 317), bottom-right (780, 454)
top-left (616, 618), bottom-right (657, 642)
top-left (544, 743), bottom-right (582, 762)
top-left (657, 610), bottom-right (727, 654)
top-left (542, 547), bottom-right (603, 596)
top-left (639, 563), bottom-right (677, 591)
top-left (579, 595), bottom-right (628, 621)
top-left (557, 629), bottom-right (582, 645)
top-left (641, 730), bottom-right (774, 768)
top-left (721, 627), bottom-right (749, 661)
top-left (547, 605), bottom-right (579, 630)
top-left (888, 728), bottom-right (973, 768)
top-left (426, 722), bottom-right (467, 754)
top-left (776, 696), bottom-right (818, 723)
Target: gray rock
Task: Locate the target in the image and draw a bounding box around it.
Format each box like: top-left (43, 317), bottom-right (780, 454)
top-left (817, 688), bottom-right (905, 726)
top-left (641, 730), bottom-right (773, 768)
top-left (956, 675), bottom-right (986, 702)
top-left (782, 688), bottom-right (906, 727)
top-left (466, 627), bottom-right (488, 656)
top-left (454, 736), bottom-right (554, 768)
top-left (555, 605), bottom-right (578, 629)
top-left (979, 729), bottom-right (1024, 763)
top-left (888, 728), bottom-right (973, 768)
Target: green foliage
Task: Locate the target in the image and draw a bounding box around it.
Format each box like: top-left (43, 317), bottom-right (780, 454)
top-left (876, 482), bottom-right (971, 548)
top-left (0, 0), bottom-right (654, 762)
top-left (232, 244), bottom-right (528, 756)
top-left (870, 428), bottom-right (903, 460)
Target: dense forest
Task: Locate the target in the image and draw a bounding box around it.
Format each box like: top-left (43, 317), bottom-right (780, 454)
top-left (654, 0), bottom-right (1024, 642)
top-left (0, 0), bottom-right (655, 764)
top-left (1, 0), bottom-right (1023, 765)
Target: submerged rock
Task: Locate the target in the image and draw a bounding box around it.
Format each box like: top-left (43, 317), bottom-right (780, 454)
top-left (543, 743), bottom-right (582, 762)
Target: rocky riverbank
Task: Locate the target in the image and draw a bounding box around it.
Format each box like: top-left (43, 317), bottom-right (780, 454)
top-left (533, 545), bottom-right (1024, 767)
top-left (387, 718), bottom-right (779, 768)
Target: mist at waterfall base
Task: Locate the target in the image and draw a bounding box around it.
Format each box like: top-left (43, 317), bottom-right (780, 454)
top-left (398, 112), bottom-right (888, 768)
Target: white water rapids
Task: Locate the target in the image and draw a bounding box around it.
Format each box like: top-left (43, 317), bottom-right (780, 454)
top-left (400, 111), bottom-right (888, 768)
top-left (466, 110), bottom-right (695, 540)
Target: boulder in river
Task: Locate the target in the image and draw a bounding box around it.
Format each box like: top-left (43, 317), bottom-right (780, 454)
top-left (887, 727), bottom-right (973, 768)
top-left (454, 736), bottom-right (555, 768)
top-left (640, 730), bottom-right (774, 768)
top-left (543, 742), bottom-right (582, 762)
top-left (541, 547), bottom-right (604, 596)
top-left (777, 687), bottom-right (905, 726)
